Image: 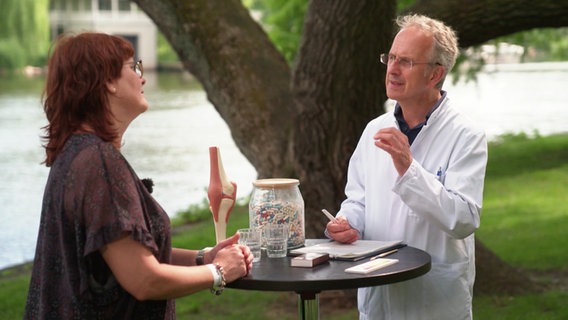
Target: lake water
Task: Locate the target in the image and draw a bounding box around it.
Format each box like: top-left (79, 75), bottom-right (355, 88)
top-left (1, 62), bottom-right (567, 270)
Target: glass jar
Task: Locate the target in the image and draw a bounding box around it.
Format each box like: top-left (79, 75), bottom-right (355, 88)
top-left (248, 178), bottom-right (305, 249)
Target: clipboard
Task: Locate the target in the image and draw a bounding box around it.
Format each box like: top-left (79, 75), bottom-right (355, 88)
top-left (290, 240), bottom-right (405, 262)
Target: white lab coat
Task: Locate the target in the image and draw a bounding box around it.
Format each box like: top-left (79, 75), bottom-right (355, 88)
top-left (339, 95), bottom-right (487, 320)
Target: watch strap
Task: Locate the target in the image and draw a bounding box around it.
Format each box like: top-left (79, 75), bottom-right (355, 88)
top-left (196, 249), bottom-right (206, 265)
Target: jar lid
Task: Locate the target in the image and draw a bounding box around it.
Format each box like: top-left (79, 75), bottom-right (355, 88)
top-left (252, 178), bottom-right (299, 188)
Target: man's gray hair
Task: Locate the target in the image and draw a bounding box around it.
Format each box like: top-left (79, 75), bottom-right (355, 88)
top-left (396, 14), bottom-right (459, 86)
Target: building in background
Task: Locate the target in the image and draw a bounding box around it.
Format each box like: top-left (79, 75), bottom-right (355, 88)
top-left (49, 0), bottom-right (157, 70)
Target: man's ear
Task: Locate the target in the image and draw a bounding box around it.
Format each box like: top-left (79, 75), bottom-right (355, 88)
top-left (430, 65), bottom-right (445, 85)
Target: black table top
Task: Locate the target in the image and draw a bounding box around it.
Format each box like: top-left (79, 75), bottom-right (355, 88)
top-left (227, 241), bottom-right (431, 294)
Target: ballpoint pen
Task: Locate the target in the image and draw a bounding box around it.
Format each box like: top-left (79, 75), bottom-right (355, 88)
top-left (436, 166), bottom-right (442, 181)
top-left (370, 249), bottom-right (398, 260)
top-left (321, 209), bottom-right (337, 222)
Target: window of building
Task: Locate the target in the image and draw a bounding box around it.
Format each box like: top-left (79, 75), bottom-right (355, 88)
top-left (98, 0), bottom-right (112, 11)
top-left (118, 0), bottom-right (131, 11)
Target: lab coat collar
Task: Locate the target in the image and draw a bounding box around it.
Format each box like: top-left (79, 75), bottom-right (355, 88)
top-left (393, 90), bottom-right (447, 127)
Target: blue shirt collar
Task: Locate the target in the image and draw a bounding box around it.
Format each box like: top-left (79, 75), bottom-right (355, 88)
top-left (394, 90), bottom-right (447, 145)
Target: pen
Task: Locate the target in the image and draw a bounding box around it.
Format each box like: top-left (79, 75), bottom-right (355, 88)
top-left (321, 209), bottom-right (337, 222)
top-left (370, 249), bottom-right (398, 260)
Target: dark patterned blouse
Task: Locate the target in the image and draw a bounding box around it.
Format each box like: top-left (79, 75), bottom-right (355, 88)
top-left (24, 134), bottom-right (175, 319)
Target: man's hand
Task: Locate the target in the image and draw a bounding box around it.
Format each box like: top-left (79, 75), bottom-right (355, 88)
top-left (326, 216), bottom-right (358, 244)
top-left (374, 127), bottom-right (413, 176)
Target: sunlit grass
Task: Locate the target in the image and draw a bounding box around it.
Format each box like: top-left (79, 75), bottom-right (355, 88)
top-left (472, 133), bottom-right (568, 319)
top-left (0, 273), bottom-right (30, 319)
top-left (479, 166), bottom-right (568, 269)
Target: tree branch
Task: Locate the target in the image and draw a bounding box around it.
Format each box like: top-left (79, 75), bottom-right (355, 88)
top-left (406, 0), bottom-right (568, 48)
top-left (133, 0), bottom-right (294, 176)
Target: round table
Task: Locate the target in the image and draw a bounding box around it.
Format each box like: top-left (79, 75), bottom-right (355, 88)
top-left (227, 241), bottom-right (431, 319)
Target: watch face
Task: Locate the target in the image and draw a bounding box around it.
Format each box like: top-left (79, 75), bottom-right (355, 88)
top-left (196, 250), bottom-right (206, 265)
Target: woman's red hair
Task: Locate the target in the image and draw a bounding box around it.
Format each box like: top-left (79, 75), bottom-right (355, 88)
top-left (42, 32), bottom-right (134, 166)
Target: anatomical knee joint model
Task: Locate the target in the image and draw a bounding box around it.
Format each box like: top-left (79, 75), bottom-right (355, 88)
top-left (207, 146), bottom-right (237, 243)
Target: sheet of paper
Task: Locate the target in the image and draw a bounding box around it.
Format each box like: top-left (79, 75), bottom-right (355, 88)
top-left (290, 240), bottom-right (403, 260)
top-left (344, 258), bottom-right (399, 274)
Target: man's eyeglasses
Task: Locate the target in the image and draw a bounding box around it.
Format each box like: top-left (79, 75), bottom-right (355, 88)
top-left (379, 53), bottom-right (439, 70)
top-left (130, 59), bottom-right (143, 78)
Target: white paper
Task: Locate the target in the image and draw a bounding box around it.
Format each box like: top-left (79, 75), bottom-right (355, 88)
top-left (344, 258), bottom-right (399, 274)
top-left (290, 240), bottom-right (402, 259)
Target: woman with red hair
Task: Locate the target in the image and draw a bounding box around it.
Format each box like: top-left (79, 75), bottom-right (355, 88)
top-left (24, 32), bottom-right (253, 319)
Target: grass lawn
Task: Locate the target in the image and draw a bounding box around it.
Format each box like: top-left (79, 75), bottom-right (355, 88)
top-left (1, 133), bottom-right (567, 319)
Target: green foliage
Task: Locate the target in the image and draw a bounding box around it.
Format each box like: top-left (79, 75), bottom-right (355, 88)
top-left (170, 198), bottom-right (214, 227)
top-left (397, 0), bottom-right (416, 11)
top-left (157, 32), bottom-right (179, 64)
top-left (246, 0), bottom-right (308, 63)
top-left (0, 39), bottom-right (27, 71)
top-left (497, 27), bottom-right (568, 62)
top-left (0, 0), bottom-right (50, 70)
top-left (171, 195), bottom-right (250, 228)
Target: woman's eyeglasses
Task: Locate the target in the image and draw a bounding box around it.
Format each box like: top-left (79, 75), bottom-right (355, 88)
top-left (130, 59), bottom-right (143, 78)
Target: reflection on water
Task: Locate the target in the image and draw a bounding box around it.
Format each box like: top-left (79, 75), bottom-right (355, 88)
top-left (445, 62), bottom-right (568, 139)
top-left (1, 63), bottom-right (568, 270)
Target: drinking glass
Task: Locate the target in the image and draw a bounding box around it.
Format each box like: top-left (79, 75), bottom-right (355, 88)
top-left (264, 223), bottom-right (288, 258)
top-left (238, 228), bottom-right (262, 262)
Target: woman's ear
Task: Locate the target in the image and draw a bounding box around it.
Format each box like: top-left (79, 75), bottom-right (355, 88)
top-left (105, 81), bottom-right (117, 94)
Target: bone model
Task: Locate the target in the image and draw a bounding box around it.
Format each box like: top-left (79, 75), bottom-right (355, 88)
top-left (207, 146), bottom-right (237, 243)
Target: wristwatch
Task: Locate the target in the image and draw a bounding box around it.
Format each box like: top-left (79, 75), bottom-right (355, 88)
top-left (196, 249), bottom-right (206, 265)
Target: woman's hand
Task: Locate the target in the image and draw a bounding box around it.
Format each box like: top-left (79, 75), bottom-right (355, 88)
top-left (209, 233), bottom-right (253, 282)
top-left (204, 233), bottom-right (239, 264)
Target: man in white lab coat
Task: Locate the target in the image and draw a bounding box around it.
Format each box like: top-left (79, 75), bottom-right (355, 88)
top-left (326, 14), bottom-right (488, 320)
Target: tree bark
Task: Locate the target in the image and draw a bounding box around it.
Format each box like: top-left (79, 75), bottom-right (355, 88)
top-left (132, 0), bottom-right (568, 296)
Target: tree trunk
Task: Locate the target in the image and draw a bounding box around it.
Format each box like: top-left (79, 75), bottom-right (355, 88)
top-left (291, 0), bottom-right (397, 236)
top-left (132, 0), bottom-right (568, 296)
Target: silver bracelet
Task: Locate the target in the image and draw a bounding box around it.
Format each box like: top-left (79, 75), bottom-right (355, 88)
top-left (210, 263), bottom-right (226, 295)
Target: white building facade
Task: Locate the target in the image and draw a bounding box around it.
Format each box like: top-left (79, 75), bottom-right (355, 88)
top-left (49, 0), bottom-right (158, 69)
